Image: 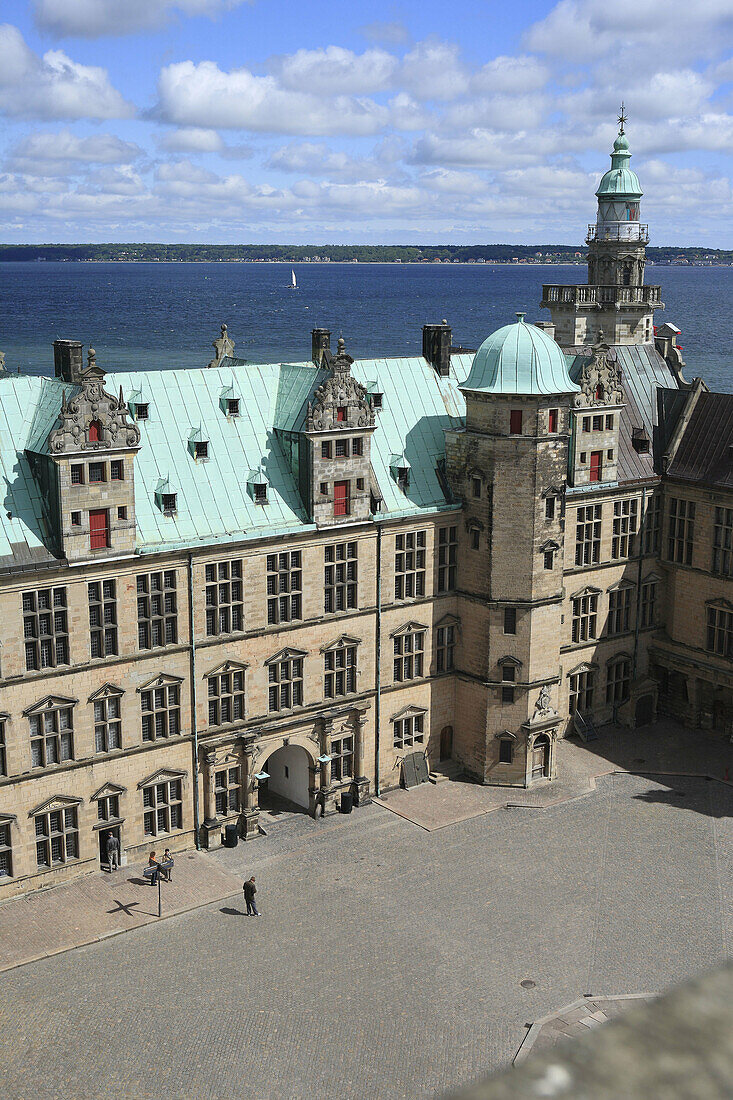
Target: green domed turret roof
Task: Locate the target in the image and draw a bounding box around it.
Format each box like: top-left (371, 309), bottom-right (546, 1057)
top-left (596, 121), bottom-right (642, 199)
top-left (461, 314), bottom-right (580, 397)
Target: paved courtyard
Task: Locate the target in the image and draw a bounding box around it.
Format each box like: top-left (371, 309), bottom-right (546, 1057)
top-left (0, 732), bottom-right (730, 1099)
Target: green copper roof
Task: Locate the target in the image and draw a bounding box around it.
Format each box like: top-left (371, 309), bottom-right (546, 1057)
top-left (461, 315), bottom-right (580, 397)
top-left (596, 127), bottom-right (642, 199)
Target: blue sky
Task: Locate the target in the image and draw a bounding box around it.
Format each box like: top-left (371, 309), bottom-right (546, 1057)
top-left (0, 0), bottom-right (732, 245)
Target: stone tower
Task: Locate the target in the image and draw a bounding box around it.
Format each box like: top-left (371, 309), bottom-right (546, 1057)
top-left (447, 315), bottom-right (580, 786)
top-left (541, 109), bottom-right (663, 347)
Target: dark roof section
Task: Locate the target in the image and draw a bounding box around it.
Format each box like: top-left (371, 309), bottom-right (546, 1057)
top-left (666, 391), bottom-right (733, 490)
top-left (657, 387), bottom-right (690, 459)
top-left (568, 343), bottom-right (681, 484)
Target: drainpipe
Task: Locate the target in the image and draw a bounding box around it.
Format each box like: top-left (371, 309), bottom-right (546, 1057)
top-left (188, 552), bottom-right (201, 849)
top-left (632, 485), bottom-right (648, 681)
top-left (375, 525), bottom-right (382, 797)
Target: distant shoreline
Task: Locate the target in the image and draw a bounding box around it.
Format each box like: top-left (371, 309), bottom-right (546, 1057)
top-left (0, 258), bottom-right (727, 268)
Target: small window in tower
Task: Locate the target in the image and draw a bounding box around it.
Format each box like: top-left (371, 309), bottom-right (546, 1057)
top-left (595, 384), bottom-right (605, 401)
top-left (110, 461), bottom-right (123, 481)
top-left (226, 398), bottom-right (240, 417)
top-left (501, 685), bottom-right (515, 705)
top-left (470, 527), bottom-right (480, 550)
top-left (607, 449), bottom-right (614, 460)
top-left (336, 406), bottom-right (347, 422)
top-left (503, 608), bottom-right (516, 635)
top-left (135, 403), bottom-right (149, 421)
top-left (580, 452), bottom-right (587, 464)
top-left (88, 419), bottom-right (103, 443)
top-left (509, 410), bottom-right (522, 435)
top-left (543, 550), bottom-right (554, 570)
top-left (499, 739), bottom-right (513, 764)
top-left (592, 415), bottom-right (603, 431)
top-left (333, 480), bottom-right (350, 517)
top-left (71, 511), bottom-right (81, 527)
top-left (195, 441), bottom-right (209, 461)
top-left (606, 415), bottom-right (614, 430)
top-left (118, 506), bottom-right (127, 520)
top-left (549, 408), bottom-right (558, 433)
top-left (545, 497), bottom-right (555, 520)
top-left (321, 441), bottom-right (331, 459)
top-left (583, 417), bottom-right (591, 432)
top-left (472, 477), bottom-right (481, 498)
top-left (356, 477), bottom-right (365, 490)
top-left (371, 393), bottom-right (383, 410)
top-left (352, 437), bottom-right (363, 456)
top-left (162, 493), bottom-right (177, 515)
top-left (89, 462), bottom-right (105, 484)
top-left (335, 439), bottom-right (348, 458)
top-left (71, 464), bottom-right (84, 485)
top-left (320, 481), bottom-right (328, 496)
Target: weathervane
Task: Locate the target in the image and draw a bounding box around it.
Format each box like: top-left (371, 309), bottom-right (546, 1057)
top-left (618, 102), bottom-right (627, 133)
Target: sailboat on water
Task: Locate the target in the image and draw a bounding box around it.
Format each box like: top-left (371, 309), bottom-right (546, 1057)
top-left (288, 268), bottom-right (298, 289)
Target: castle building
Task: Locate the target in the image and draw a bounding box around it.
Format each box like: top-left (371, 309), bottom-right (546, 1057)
top-left (0, 116), bottom-right (730, 898)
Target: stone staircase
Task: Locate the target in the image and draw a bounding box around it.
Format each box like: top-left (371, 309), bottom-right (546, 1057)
top-left (429, 760), bottom-right (464, 784)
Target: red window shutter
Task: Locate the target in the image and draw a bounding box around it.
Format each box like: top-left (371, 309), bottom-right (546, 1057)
top-left (589, 451), bottom-right (602, 482)
top-left (88, 419), bottom-right (102, 442)
top-left (333, 480), bottom-right (350, 517)
top-left (510, 410), bottom-right (522, 435)
top-left (336, 407), bottom-right (347, 422)
top-left (548, 408), bottom-right (558, 433)
top-left (89, 509), bottom-right (109, 549)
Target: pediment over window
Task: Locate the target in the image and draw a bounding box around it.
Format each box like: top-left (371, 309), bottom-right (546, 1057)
top-left (29, 793), bottom-right (83, 817)
top-left (569, 584), bottom-right (602, 600)
top-left (607, 651), bottom-right (633, 665)
top-left (494, 730), bottom-right (517, 742)
top-left (136, 673), bottom-right (184, 693)
top-left (541, 485), bottom-right (564, 499)
top-left (321, 633), bottom-right (361, 653)
top-left (23, 694), bottom-right (77, 717)
top-left (567, 661), bottom-right (599, 677)
top-left (539, 539), bottom-right (560, 553)
top-left (390, 620), bottom-right (429, 638)
top-left (138, 767), bottom-right (187, 790)
top-left (465, 518), bottom-right (485, 532)
top-left (265, 647), bottom-right (307, 665)
top-left (390, 704), bottom-right (428, 723)
top-left (435, 613), bottom-right (461, 630)
top-left (706, 597), bottom-right (733, 611)
top-left (88, 682), bottom-right (124, 703)
top-left (497, 655), bottom-right (523, 669)
top-left (205, 659), bottom-right (248, 679)
top-left (91, 781), bottom-right (127, 802)
top-left (0, 812), bottom-right (17, 826)
top-left (606, 578), bottom-right (636, 592)
top-left (642, 571), bottom-right (661, 584)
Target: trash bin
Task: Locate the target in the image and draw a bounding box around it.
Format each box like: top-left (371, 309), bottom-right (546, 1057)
top-left (224, 823), bottom-right (239, 848)
top-left (340, 791), bottom-right (353, 815)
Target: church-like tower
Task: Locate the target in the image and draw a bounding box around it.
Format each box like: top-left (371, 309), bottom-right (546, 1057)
top-left (541, 108), bottom-right (663, 347)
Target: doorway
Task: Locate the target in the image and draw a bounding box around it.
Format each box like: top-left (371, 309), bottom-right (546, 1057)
top-left (439, 725), bottom-right (453, 762)
top-left (260, 744), bottom-right (312, 812)
top-left (635, 694), bottom-right (654, 728)
top-left (530, 735), bottom-right (550, 780)
top-left (98, 825), bottom-right (120, 868)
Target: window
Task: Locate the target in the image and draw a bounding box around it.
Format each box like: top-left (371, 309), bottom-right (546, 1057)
top-left (356, 477), bottom-right (364, 490)
top-left (94, 696), bottom-right (122, 753)
top-left (89, 579), bottom-right (118, 658)
top-left (393, 713), bottom-right (424, 748)
top-left (569, 668), bottom-right (595, 714)
top-left (205, 560), bottom-right (243, 635)
top-left (71, 511), bottom-right (81, 527)
top-left (572, 592), bottom-right (598, 643)
top-left (667, 498), bottom-right (695, 565)
top-left (141, 684), bottom-right (181, 741)
top-left (268, 654), bottom-right (304, 712)
top-left (706, 605), bottom-right (733, 658)
top-left (504, 608), bottom-right (517, 634)
top-left (117, 506), bottom-right (127, 521)
top-left (88, 419), bottom-right (102, 442)
top-left (580, 452), bottom-right (587, 464)
top-left (194, 441), bottom-right (208, 460)
top-left (606, 415), bottom-right (614, 430)
top-left (470, 527), bottom-right (480, 551)
top-left (643, 494), bottom-right (662, 555)
top-left (330, 736), bottom-right (354, 781)
top-left (545, 496), bottom-right (555, 520)
top-left (509, 410), bottom-right (523, 435)
top-left (436, 623), bottom-right (455, 672)
top-left (608, 587), bottom-right (632, 635)
top-left (324, 644), bottom-right (357, 698)
top-left (325, 542), bottom-right (357, 612)
top-left (394, 628), bottom-right (424, 682)
top-left (89, 462), bottom-right (105, 483)
top-left (143, 779), bottom-right (183, 836)
top-left (501, 664), bottom-right (515, 704)
top-left (472, 477), bottom-right (481, 498)
top-left (97, 794), bottom-right (120, 822)
top-left (71, 464), bottom-right (84, 485)
top-left (336, 406), bottom-right (347, 422)
top-left (0, 719), bottom-right (5, 776)
top-left (321, 441), bottom-right (331, 459)
top-left (253, 483), bottom-right (267, 505)
top-left (226, 398), bottom-right (240, 417)
top-left (110, 460), bottom-right (123, 481)
top-left (215, 768), bottom-right (240, 816)
top-left (592, 415), bottom-right (603, 431)
top-left (35, 807), bottom-right (78, 867)
top-left (137, 571), bottom-right (177, 649)
top-left (612, 499), bottom-right (638, 559)
top-left (544, 550), bottom-right (554, 570)
top-left (575, 505), bottom-right (602, 566)
top-left (371, 393), bottom-right (382, 410)
top-left (89, 508), bottom-right (109, 550)
top-left (23, 587), bottom-right (69, 671)
top-left (335, 439), bottom-right (348, 458)
top-left (333, 479), bottom-right (350, 517)
top-left (395, 530), bottom-right (426, 599)
top-left (589, 450), bottom-right (603, 482)
top-left (499, 739), bottom-right (513, 764)
top-left (548, 408), bottom-right (558, 433)
top-left (0, 822), bottom-right (11, 878)
top-left (437, 526), bottom-right (457, 592)
top-left (207, 669), bottom-right (245, 726)
top-left (606, 658), bottom-right (631, 705)
top-left (582, 417), bottom-right (591, 432)
top-left (135, 403), bottom-right (149, 420)
top-left (713, 507), bottom-right (733, 576)
top-left (352, 437), bottom-right (363, 456)
top-left (162, 493), bottom-right (177, 515)
top-left (320, 482), bottom-right (328, 496)
top-left (640, 581), bottom-right (657, 628)
top-left (266, 551), bottom-right (302, 624)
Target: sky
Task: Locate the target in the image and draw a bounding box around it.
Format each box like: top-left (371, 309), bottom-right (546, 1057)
top-left (0, 0), bottom-right (732, 246)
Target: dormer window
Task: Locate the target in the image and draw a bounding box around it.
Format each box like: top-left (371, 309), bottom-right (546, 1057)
top-left (88, 419), bottom-right (102, 442)
top-left (162, 493), bottom-right (177, 516)
top-left (226, 398), bottom-right (240, 417)
top-left (136, 403), bottom-right (149, 421)
top-left (248, 466), bottom-right (269, 504)
top-left (195, 441), bottom-right (208, 460)
top-left (372, 393), bottom-right (383, 410)
top-left (254, 483), bottom-right (267, 504)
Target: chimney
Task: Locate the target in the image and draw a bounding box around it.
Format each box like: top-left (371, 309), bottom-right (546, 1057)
top-left (312, 328), bottom-right (331, 366)
top-left (535, 320), bottom-right (556, 341)
top-left (422, 320), bottom-right (452, 376)
top-left (53, 339), bottom-right (84, 383)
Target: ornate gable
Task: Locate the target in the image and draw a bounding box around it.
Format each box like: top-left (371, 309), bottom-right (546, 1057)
top-left (29, 793), bottom-right (83, 817)
top-left (306, 339), bottom-right (374, 432)
top-left (321, 633), bottom-right (361, 653)
top-left (91, 781), bottom-right (127, 801)
top-left (88, 683), bottom-right (124, 703)
top-left (136, 673), bottom-right (184, 693)
top-left (204, 659), bottom-right (248, 679)
top-left (574, 333), bottom-right (624, 409)
top-left (23, 694), bottom-right (77, 717)
top-left (48, 348), bottom-right (141, 454)
top-left (138, 767), bottom-right (187, 789)
top-left (266, 647), bottom-right (307, 665)
top-left (390, 703), bottom-right (427, 723)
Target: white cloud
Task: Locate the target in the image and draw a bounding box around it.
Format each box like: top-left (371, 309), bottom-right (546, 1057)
top-left (8, 130), bottom-right (143, 177)
top-left (159, 127), bottom-right (224, 153)
top-left (399, 39), bottom-right (468, 101)
top-left (267, 142), bottom-right (392, 181)
top-left (273, 46), bottom-right (397, 96)
top-left (156, 60), bottom-right (389, 135)
top-left (33, 0), bottom-right (251, 38)
top-left (0, 24), bottom-right (131, 120)
top-left (471, 55), bottom-right (549, 95)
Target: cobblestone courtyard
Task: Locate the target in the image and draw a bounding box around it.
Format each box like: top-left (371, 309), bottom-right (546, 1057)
top-left (0, 766), bottom-right (730, 1100)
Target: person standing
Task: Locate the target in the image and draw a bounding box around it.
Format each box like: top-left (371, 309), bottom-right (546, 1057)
top-left (162, 848), bottom-right (173, 881)
top-left (148, 851), bottom-right (161, 886)
top-left (106, 832), bottom-right (120, 872)
top-left (243, 875), bottom-right (259, 916)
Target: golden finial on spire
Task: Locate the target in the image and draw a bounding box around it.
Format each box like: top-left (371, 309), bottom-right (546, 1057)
top-left (618, 102), bottom-right (627, 133)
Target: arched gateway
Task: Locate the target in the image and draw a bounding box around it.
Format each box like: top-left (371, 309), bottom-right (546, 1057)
top-left (260, 743), bottom-right (312, 812)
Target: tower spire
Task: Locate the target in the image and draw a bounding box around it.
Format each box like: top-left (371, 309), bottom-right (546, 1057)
top-left (617, 102), bottom-right (627, 134)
